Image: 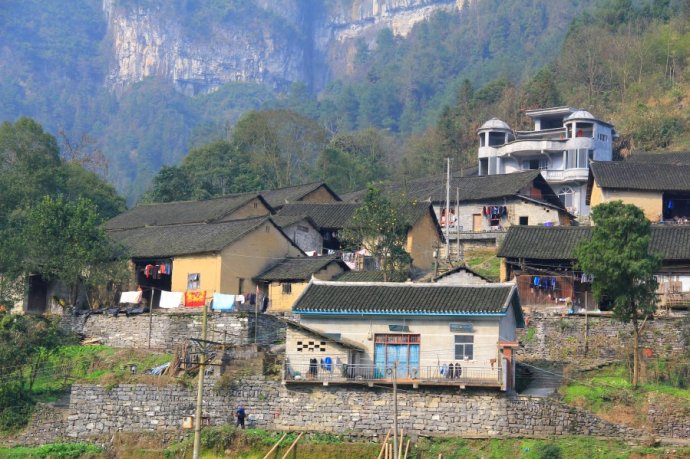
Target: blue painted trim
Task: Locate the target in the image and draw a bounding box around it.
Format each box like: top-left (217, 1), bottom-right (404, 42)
top-left (293, 310), bottom-right (508, 317)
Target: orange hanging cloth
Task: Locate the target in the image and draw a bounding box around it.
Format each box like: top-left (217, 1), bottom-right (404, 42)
top-left (184, 290), bottom-right (206, 307)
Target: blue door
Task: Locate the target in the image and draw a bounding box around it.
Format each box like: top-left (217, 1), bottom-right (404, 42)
top-left (374, 335), bottom-right (420, 379)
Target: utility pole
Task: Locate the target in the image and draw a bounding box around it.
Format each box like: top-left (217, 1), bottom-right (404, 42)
top-left (456, 186), bottom-right (461, 263)
top-left (387, 362), bottom-right (399, 459)
top-left (192, 301), bottom-right (209, 459)
top-left (445, 157), bottom-right (451, 260)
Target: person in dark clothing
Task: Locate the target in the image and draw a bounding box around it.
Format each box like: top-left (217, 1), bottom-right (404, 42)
top-left (235, 404), bottom-right (246, 429)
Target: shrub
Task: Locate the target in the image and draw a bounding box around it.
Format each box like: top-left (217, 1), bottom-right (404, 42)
top-left (535, 442), bottom-right (563, 459)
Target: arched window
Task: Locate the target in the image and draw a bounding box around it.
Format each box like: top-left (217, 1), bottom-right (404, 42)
top-left (558, 186), bottom-right (574, 208)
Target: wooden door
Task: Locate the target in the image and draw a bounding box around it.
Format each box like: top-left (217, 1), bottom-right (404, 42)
top-left (472, 214), bottom-right (482, 232)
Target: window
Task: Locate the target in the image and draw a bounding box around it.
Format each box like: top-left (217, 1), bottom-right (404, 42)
top-left (488, 132), bottom-right (505, 146)
top-left (454, 335), bottom-right (474, 360)
top-left (523, 158), bottom-right (548, 170)
top-left (558, 186), bottom-right (574, 208)
top-left (253, 201), bottom-right (258, 208)
top-left (519, 216), bottom-right (529, 225)
top-left (187, 273), bottom-right (200, 290)
top-left (598, 133), bottom-right (608, 142)
top-left (282, 283), bottom-right (292, 294)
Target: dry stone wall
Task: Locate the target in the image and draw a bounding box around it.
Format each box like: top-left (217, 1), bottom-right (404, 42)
top-left (517, 313), bottom-right (688, 361)
top-left (61, 311), bottom-right (284, 350)
top-left (65, 379), bottom-right (645, 441)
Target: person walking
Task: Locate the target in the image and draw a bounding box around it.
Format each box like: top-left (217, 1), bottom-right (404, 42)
top-left (235, 404), bottom-right (246, 429)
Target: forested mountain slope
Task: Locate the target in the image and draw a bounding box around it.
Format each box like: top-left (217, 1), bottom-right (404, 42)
top-left (0, 0), bottom-right (688, 203)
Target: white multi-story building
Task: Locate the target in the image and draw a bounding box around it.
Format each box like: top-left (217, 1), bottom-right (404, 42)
top-left (477, 106), bottom-right (616, 216)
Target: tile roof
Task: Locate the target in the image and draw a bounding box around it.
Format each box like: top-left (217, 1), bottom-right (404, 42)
top-left (342, 170), bottom-right (565, 210)
top-left (104, 182), bottom-right (340, 231)
top-left (497, 225), bottom-right (690, 261)
top-left (277, 203), bottom-right (360, 229)
top-left (107, 217), bottom-right (272, 258)
top-left (277, 202), bottom-right (437, 231)
top-left (255, 256), bottom-right (347, 282)
top-left (433, 265), bottom-right (493, 283)
top-left (104, 194), bottom-right (270, 230)
top-left (590, 161), bottom-right (690, 192)
top-left (292, 279), bottom-right (517, 316)
top-left (627, 152), bottom-right (690, 166)
top-left (334, 271), bottom-right (409, 282)
top-left (271, 214), bottom-right (318, 230)
top-left (259, 182), bottom-right (340, 209)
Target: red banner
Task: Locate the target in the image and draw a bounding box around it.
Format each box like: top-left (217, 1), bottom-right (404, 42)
top-left (184, 290), bottom-right (206, 307)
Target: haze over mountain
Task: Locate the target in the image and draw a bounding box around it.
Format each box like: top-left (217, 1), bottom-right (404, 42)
top-left (1, 0), bottom-right (688, 202)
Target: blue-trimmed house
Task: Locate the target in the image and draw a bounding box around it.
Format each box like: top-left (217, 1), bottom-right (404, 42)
top-left (284, 279), bottom-right (524, 391)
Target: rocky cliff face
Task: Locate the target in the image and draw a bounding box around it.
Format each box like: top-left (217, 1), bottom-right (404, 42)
top-left (104, 0), bottom-right (460, 95)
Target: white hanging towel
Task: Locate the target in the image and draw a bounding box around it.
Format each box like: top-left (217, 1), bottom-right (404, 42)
top-left (120, 291), bottom-right (142, 304)
top-left (159, 291), bottom-right (183, 309)
top-left (236, 294), bottom-right (245, 304)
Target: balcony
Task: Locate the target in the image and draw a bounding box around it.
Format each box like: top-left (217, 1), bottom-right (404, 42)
top-left (283, 362), bottom-right (504, 389)
top-left (540, 168), bottom-right (589, 182)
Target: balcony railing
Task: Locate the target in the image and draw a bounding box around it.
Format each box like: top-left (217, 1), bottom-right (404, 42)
top-left (283, 362), bottom-right (502, 387)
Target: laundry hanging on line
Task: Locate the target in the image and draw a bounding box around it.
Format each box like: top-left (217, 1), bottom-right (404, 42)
top-left (159, 290), bottom-right (183, 309)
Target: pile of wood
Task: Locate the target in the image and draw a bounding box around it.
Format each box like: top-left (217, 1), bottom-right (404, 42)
top-left (377, 429), bottom-right (411, 459)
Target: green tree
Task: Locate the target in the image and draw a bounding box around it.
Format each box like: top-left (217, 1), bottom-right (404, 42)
top-left (341, 187), bottom-right (412, 282)
top-left (142, 165), bottom-right (193, 203)
top-left (0, 118), bottom-right (62, 220)
top-left (7, 196), bottom-right (122, 305)
top-left (574, 202), bottom-right (661, 385)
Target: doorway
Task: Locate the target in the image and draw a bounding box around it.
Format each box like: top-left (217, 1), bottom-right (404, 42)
top-left (26, 274), bottom-right (48, 314)
top-left (472, 214), bottom-right (482, 232)
top-left (374, 334), bottom-right (420, 379)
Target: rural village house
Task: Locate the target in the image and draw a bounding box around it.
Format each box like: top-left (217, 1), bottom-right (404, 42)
top-left (284, 280), bottom-right (524, 391)
top-left (497, 225), bottom-right (690, 311)
top-left (587, 158), bottom-right (690, 223)
top-left (344, 170), bottom-right (572, 253)
top-left (254, 256), bottom-right (349, 313)
top-left (277, 201), bottom-right (443, 271)
top-left (477, 106), bottom-right (616, 217)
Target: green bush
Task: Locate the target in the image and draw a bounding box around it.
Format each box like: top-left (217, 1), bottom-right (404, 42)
top-left (0, 442), bottom-right (102, 458)
top-left (535, 442), bottom-right (563, 459)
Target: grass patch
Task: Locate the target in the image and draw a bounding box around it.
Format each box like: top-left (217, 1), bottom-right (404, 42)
top-left (464, 248), bottom-right (500, 281)
top-left (561, 361), bottom-right (690, 429)
top-left (0, 442), bottom-right (102, 458)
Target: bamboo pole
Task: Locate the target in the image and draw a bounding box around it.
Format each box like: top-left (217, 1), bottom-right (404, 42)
top-left (262, 432), bottom-right (287, 459)
top-left (280, 432), bottom-right (303, 459)
top-left (377, 429), bottom-right (391, 459)
top-left (403, 439), bottom-right (410, 459)
top-left (398, 429), bottom-right (404, 459)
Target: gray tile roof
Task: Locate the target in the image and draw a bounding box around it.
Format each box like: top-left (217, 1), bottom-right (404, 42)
top-left (255, 256), bottom-right (347, 282)
top-left (107, 217), bottom-right (271, 258)
top-left (334, 271), bottom-right (409, 283)
top-left (628, 152), bottom-right (690, 165)
top-left (259, 182), bottom-right (340, 209)
top-left (277, 202), bottom-right (437, 232)
top-left (104, 182), bottom-right (340, 231)
top-left (342, 171), bottom-right (565, 210)
top-left (292, 279), bottom-right (517, 315)
top-left (590, 161), bottom-right (690, 192)
top-left (498, 225), bottom-right (690, 261)
top-left (277, 203), bottom-right (360, 229)
top-left (104, 194), bottom-right (269, 230)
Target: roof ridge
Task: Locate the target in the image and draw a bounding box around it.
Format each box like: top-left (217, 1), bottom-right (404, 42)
top-left (311, 278), bottom-right (514, 288)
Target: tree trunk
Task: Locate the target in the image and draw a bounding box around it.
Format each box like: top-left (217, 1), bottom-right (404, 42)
top-left (632, 317), bottom-right (640, 387)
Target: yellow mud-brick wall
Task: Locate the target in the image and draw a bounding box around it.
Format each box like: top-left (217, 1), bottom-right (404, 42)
top-left (592, 185), bottom-right (662, 222)
top-left (219, 221), bottom-right (304, 294)
top-left (406, 212), bottom-right (441, 270)
top-left (218, 197), bottom-right (272, 221)
top-left (298, 186), bottom-right (339, 203)
top-left (268, 262), bottom-right (346, 313)
top-left (171, 255), bottom-right (221, 297)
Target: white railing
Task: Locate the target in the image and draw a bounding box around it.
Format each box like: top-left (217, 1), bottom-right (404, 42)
top-left (283, 362), bottom-right (502, 386)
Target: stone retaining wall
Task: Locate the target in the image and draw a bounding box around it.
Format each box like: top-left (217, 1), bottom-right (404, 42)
top-left (646, 393), bottom-right (690, 439)
top-left (61, 311), bottom-right (284, 350)
top-left (517, 313), bottom-right (688, 361)
top-left (65, 380), bottom-right (644, 441)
